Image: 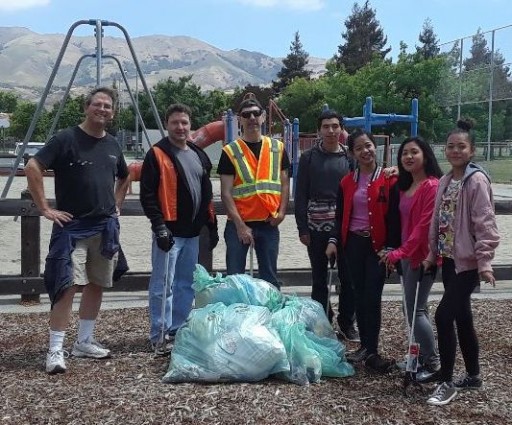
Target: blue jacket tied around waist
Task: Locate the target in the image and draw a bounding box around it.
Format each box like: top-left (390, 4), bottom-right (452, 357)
top-left (44, 216), bottom-right (126, 306)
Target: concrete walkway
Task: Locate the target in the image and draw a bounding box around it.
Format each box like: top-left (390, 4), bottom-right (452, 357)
top-left (1, 280), bottom-right (511, 314)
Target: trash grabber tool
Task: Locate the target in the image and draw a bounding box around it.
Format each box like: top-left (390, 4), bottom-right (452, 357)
top-left (156, 249), bottom-right (171, 355)
top-left (249, 244), bottom-right (254, 277)
top-left (403, 265), bottom-right (425, 396)
top-left (326, 255), bottom-right (336, 315)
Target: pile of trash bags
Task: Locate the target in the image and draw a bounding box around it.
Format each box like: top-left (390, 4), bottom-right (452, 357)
top-left (162, 265), bottom-right (354, 385)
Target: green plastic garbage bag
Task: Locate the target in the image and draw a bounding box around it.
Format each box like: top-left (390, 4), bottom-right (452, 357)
top-left (162, 303), bottom-right (289, 383)
top-left (192, 264), bottom-right (283, 311)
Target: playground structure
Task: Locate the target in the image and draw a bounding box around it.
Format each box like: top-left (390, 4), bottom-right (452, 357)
top-left (0, 19), bottom-right (165, 200)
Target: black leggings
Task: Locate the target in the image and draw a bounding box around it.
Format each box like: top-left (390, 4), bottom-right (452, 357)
top-left (436, 257), bottom-right (480, 382)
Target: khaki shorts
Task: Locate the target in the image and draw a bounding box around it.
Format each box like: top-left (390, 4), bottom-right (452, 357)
top-left (71, 233), bottom-right (117, 288)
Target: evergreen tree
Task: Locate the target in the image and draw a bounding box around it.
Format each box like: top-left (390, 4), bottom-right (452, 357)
top-left (334, 0), bottom-right (391, 74)
top-left (416, 18), bottom-right (440, 60)
top-left (463, 29), bottom-right (491, 70)
top-left (272, 31), bottom-right (311, 94)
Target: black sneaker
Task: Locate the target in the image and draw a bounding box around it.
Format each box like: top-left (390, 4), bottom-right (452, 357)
top-left (453, 374), bottom-right (483, 390)
top-left (151, 334), bottom-right (174, 356)
top-left (346, 347), bottom-right (368, 363)
top-left (364, 353), bottom-right (395, 374)
top-left (338, 326), bottom-right (360, 343)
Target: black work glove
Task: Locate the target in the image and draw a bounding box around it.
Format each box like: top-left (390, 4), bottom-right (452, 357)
top-left (208, 226), bottom-right (219, 251)
top-left (153, 224), bottom-right (174, 252)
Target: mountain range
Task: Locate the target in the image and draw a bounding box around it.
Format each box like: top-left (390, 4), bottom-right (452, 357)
top-left (0, 27), bottom-right (327, 103)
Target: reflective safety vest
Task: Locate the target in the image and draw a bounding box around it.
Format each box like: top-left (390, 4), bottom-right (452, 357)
top-left (223, 136), bottom-right (283, 221)
top-left (153, 146), bottom-right (178, 221)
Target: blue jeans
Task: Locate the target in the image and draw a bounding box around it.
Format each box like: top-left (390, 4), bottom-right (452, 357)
top-left (148, 235), bottom-right (199, 343)
top-left (224, 220), bottom-right (280, 288)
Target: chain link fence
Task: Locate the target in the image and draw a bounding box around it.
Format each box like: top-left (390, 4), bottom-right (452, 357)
top-left (434, 25), bottom-right (512, 181)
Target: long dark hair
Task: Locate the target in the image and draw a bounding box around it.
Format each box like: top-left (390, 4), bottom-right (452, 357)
top-left (397, 136), bottom-right (443, 191)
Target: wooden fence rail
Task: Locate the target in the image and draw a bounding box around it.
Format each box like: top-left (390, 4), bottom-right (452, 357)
top-left (1, 195), bottom-right (511, 299)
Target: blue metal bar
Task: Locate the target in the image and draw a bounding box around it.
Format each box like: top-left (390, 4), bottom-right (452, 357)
top-left (226, 109), bottom-right (234, 144)
top-left (411, 98), bottom-right (419, 136)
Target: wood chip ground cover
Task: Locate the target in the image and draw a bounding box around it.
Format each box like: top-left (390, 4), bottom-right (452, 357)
top-left (1, 299), bottom-right (511, 424)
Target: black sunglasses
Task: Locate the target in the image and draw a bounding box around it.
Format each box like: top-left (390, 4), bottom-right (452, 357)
top-left (239, 109), bottom-right (263, 119)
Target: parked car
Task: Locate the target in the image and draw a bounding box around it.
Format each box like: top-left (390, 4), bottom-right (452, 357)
top-left (14, 142), bottom-right (45, 168)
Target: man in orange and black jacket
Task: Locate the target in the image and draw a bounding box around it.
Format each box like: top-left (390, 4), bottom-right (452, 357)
top-left (140, 103), bottom-right (218, 355)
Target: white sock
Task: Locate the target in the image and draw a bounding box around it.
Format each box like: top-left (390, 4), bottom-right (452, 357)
top-left (77, 319), bottom-right (96, 343)
top-left (49, 330), bottom-right (65, 352)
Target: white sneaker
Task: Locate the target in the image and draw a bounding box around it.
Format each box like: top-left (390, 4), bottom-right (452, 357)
top-left (89, 338), bottom-right (110, 352)
top-left (46, 350), bottom-right (67, 374)
top-left (71, 340), bottom-right (111, 359)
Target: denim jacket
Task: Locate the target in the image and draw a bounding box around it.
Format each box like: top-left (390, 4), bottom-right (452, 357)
top-left (44, 216), bottom-right (121, 306)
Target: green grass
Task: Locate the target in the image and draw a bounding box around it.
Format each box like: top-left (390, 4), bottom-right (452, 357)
top-left (437, 158), bottom-right (512, 183)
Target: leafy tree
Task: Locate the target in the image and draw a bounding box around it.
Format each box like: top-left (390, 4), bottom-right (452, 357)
top-left (272, 31), bottom-right (312, 94)
top-left (48, 95), bottom-right (85, 133)
top-left (416, 18), bottom-right (440, 60)
top-left (134, 75), bottom-right (234, 130)
top-left (502, 102), bottom-right (512, 140)
top-left (10, 101), bottom-right (51, 142)
top-left (231, 85), bottom-right (275, 112)
top-left (0, 91), bottom-right (18, 113)
top-left (334, 0), bottom-right (391, 74)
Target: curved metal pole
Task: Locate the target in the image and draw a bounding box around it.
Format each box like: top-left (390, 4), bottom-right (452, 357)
top-left (45, 54), bottom-right (95, 143)
top-left (103, 21), bottom-right (165, 137)
top-left (1, 19), bottom-right (93, 200)
top-left (103, 55), bottom-right (151, 146)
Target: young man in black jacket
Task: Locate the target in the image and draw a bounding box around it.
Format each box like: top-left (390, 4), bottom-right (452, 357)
top-left (294, 109), bottom-right (358, 341)
top-left (140, 103), bottom-right (218, 355)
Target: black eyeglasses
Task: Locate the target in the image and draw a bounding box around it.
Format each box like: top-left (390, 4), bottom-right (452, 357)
top-left (239, 109), bottom-right (263, 119)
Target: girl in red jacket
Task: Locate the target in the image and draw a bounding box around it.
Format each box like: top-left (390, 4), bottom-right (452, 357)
top-left (383, 136), bottom-right (443, 382)
top-left (326, 129), bottom-right (397, 373)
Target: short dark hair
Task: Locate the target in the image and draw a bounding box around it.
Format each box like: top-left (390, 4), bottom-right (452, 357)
top-left (447, 118), bottom-right (476, 147)
top-left (317, 109), bottom-right (343, 130)
top-left (237, 98), bottom-right (263, 114)
top-left (347, 128), bottom-right (376, 152)
top-left (164, 103), bottom-right (192, 122)
top-left (397, 136), bottom-right (443, 190)
top-left (84, 87), bottom-right (117, 110)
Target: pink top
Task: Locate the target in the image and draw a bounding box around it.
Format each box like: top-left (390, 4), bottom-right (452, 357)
top-left (399, 191), bottom-right (415, 243)
top-left (349, 172), bottom-right (370, 232)
top-left (388, 177), bottom-right (440, 268)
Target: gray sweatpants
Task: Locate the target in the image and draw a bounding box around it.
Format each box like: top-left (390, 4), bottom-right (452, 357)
top-left (401, 259), bottom-right (439, 368)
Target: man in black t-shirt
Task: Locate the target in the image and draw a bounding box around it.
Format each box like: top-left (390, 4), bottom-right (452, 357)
top-left (25, 87), bottom-right (130, 375)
